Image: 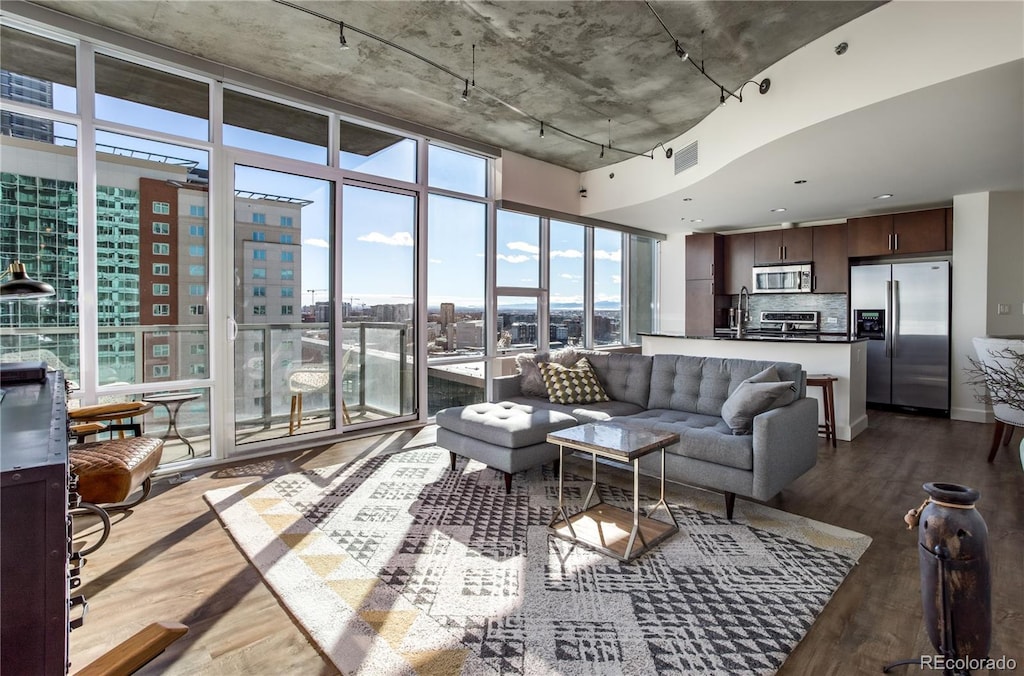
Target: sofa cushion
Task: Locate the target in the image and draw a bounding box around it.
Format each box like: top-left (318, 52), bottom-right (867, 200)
top-left (515, 348), bottom-right (580, 397)
top-left (578, 351), bottom-right (654, 407)
top-left (435, 401), bottom-right (578, 448)
top-left (613, 409), bottom-right (754, 471)
top-left (540, 357), bottom-right (610, 404)
top-left (647, 355), bottom-right (803, 417)
top-left (721, 378), bottom-right (795, 435)
top-left (506, 396), bottom-right (646, 423)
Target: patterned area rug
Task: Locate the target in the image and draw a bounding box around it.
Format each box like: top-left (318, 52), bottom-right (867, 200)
top-left (205, 447), bottom-right (870, 675)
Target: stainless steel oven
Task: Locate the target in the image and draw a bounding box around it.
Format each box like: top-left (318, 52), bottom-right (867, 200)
top-left (752, 263), bottom-right (812, 293)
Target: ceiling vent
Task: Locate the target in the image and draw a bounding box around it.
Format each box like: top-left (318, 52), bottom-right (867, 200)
top-left (674, 141), bottom-right (698, 175)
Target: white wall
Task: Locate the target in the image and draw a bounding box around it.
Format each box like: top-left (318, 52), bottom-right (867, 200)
top-left (658, 232), bottom-right (687, 332)
top-left (986, 191), bottom-right (1024, 337)
top-left (579, 0), bottom-right (1024, 217)
top-left (496, 150), bottom-right (581, 214)
top-left (950, 190), bottom-right (1024, 422)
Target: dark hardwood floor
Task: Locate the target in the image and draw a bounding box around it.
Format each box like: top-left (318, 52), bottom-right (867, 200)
top-left (68, 412), bottom-right (1023, 675)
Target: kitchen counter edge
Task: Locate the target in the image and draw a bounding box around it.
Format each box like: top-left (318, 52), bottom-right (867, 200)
top-left (639, 332), bottom-right (868, 344)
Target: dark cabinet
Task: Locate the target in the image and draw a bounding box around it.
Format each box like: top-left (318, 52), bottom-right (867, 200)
top-left (723, 232), bottom-right (755, 295)
top-left (848, 209), bottom-right (947, 257)
top-left (754, 227), bottom-right (813, 264)
top-left (684, 233), bottom-right (723, 335)
top-left (684, 233), bottom-right (723, 282)
top-left (811, 223), bottom-right (848, 293)
top-left (1, 371), bottom-right (75, 676)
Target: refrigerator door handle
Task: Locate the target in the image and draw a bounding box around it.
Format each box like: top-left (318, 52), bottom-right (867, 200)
top-left (885, 280), bottom-right (893, 358)
top-left (892, 279), bottom-right (900, 357)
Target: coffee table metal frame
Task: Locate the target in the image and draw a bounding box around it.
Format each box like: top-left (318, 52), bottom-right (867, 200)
top-left (547, 422), bottom-right (680, 562)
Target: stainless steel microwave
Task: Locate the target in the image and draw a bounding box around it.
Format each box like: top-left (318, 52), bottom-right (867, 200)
top-left (752, 263), bottom-right (812, 293)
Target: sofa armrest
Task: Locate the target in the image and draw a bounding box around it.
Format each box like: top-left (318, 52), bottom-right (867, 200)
top-left (492, 373), bottom-right (524, 401)
top-left (750, 397), bottom-right (819, 500)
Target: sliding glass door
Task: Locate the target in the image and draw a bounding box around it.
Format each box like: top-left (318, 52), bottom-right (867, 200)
top-left (231, 165), bottom-right (336, 444)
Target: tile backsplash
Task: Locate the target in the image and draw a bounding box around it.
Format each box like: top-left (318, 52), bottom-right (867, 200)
top-left (727, 293), bottom-right (849, 333)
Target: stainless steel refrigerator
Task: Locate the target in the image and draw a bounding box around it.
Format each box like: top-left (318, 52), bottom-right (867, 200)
top-left (851, 260), bottom-right (951, 413)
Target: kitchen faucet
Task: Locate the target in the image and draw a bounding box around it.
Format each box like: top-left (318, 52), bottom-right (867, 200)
top-left (737, 286), bottom-right (750, 338)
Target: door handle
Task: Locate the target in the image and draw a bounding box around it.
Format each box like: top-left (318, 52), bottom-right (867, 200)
top-left (894, 233), bottom-right (899, 250)
top-left (783, 245), bottom-right (787, 260)
top-left (888, 233), bottom-right (893, 251)
top-left (884, 280), bottom-right (892, 358)
top-left (892, 280), bottom-right (900, 357)
top-left (227, 316), bottom-right (238, 341)
top-left (779, 245), bottom-right (783, 261)
top-left (709, 280), bottom-right (714, 295)
top-left (812, 274), bottom-right (817, 292)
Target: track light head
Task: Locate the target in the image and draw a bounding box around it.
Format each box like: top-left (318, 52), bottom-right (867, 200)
top-left (664, 146), bottom-right (673, 159)
top-left (539, 121), bottom-right (545, 139)
top-left (339, 22), bottom-right (349, 50)
top-left (758, 78), bottom-right (771, 95)
top-left (600, 144), bottom-right (604, 159)
top-left (461, 79), bottom-right (469, 102)
top-left (719, 86), bottom-right (726, 107)
top-left (674, 41), bottom-right (688, 61)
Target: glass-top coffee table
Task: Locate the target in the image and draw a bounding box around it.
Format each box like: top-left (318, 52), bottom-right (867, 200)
top-left (547, 422), bottom-right (680, 562)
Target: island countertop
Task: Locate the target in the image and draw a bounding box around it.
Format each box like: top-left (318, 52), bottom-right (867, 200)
top-left (639, 332), bottom-right (868, 344)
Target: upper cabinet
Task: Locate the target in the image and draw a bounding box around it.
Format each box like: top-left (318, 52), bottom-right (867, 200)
top-left (847, 208), bottom-right (947, 257)
top-left (811, 223), bottom-right (848, 293)
top-left (753, 227), bottom-right (813, 264)
top-left (723, 232), bottom-right (755, 295)
top-left (684, 233), bottom-right (723, 284)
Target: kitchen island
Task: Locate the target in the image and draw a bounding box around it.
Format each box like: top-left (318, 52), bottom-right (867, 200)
top-left (640, 333), bottom-right (868, 441)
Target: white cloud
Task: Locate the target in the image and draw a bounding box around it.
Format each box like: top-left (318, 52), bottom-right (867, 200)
top-left (506, 241), bottom-right (539, 254)
top-left (498, 254), bottom-right (531, 264)
top-left (551, 248), bottom-right (584, 259)
top-left (594, 249), bottom-right (622, 262)
top-left (304, 238), bottom-right (329, 248)
top-left (560, 273), bottom-right (581, 280)
top-left (612, 275), bottom-right (621, 284)
top-left (357, 231), bottom-right (414, 247)
top-left (429, 258), bottom-right (443, 264)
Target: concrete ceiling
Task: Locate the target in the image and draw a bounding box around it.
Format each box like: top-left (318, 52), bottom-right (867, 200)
top-left (27, 0), bottom-right (884, 173)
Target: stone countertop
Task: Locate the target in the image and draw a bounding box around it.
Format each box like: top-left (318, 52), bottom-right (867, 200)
top-left (639, 332), bottom-right (868, 344)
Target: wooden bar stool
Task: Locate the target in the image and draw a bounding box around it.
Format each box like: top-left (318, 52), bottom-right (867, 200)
top-left (806, 374), bottom-right (838, 447)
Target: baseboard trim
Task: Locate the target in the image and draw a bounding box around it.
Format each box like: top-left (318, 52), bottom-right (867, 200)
top-left (951, 407), bottom-right (991, 423)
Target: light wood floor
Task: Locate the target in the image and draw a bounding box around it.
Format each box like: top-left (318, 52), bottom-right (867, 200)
top-left (67, 412), bottom-right (1024, 675)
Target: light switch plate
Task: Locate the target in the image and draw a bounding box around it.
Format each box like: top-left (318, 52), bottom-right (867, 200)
top-left (997, 303), bottom-right (1011, 315)
top-left (826, 317), bottom-right (838, 324)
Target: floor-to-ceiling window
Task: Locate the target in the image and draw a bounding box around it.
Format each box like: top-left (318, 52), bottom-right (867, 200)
top-left (1, 16), bottom-right (660, 467)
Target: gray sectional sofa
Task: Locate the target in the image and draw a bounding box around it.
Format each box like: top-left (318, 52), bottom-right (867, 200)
top-left (437, 350), bottom-right (819, 520)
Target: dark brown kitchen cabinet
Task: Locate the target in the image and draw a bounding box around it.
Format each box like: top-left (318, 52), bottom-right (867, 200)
top-left (847, 209), bottom-right (946, 257)
top-left (945, 207), bottom-right (953, 249)
top-left (684, 233), bottom-right (722, 335)
top-left (684, 233), bottom-right (723, 283)
top-left (753, 227), bottom-right (813, 264)
top-left (810, 222), bottom-right (848, 293)
top-left (723, 232), bottom-right (755, 295)
top-left (685, 278), bottom-right (717, 337)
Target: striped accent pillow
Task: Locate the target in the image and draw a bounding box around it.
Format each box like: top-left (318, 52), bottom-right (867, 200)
top-left (539, 357), bottom-right (610, 405)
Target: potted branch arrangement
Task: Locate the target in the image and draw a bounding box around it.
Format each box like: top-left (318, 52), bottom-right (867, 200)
top-left (965, 341), bottom-right (1024, 468)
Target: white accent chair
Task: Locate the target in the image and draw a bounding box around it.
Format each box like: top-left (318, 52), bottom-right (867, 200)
top-left (971, 336), bottom-right (1024, 463)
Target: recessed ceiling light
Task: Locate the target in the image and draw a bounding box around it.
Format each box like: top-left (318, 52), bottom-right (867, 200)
top-left (794, 179), bottom-right (807, 184)
top-left (874, 193), bottom-right (894, 199)
top-left (691, 218), bottom-right (703, 223)
top-left (770, 207), bottom-right (787, 212)
top-left (683, 198), bottom-right (693, 202)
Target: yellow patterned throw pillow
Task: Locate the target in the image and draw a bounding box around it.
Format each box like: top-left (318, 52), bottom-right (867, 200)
top-left (539, 357), bottom-right (610, 405)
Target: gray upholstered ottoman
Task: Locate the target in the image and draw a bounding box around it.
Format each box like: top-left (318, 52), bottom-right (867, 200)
top-left (435, 401), bottom-right (579, 493)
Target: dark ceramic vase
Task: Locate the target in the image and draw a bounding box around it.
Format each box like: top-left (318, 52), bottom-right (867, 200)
top-left (917, 482), bottom-right (991, 664)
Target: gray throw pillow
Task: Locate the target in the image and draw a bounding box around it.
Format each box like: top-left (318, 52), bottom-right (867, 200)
top-left (745, 365), bottom-right (798, 409)
top-left (721, 379), bottom-right (795, 435)
top-left (515, 347), bottom-right (579, 397)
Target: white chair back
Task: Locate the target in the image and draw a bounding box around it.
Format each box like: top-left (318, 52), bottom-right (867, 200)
top-left (972, 336), bottom-right (1024, 426)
